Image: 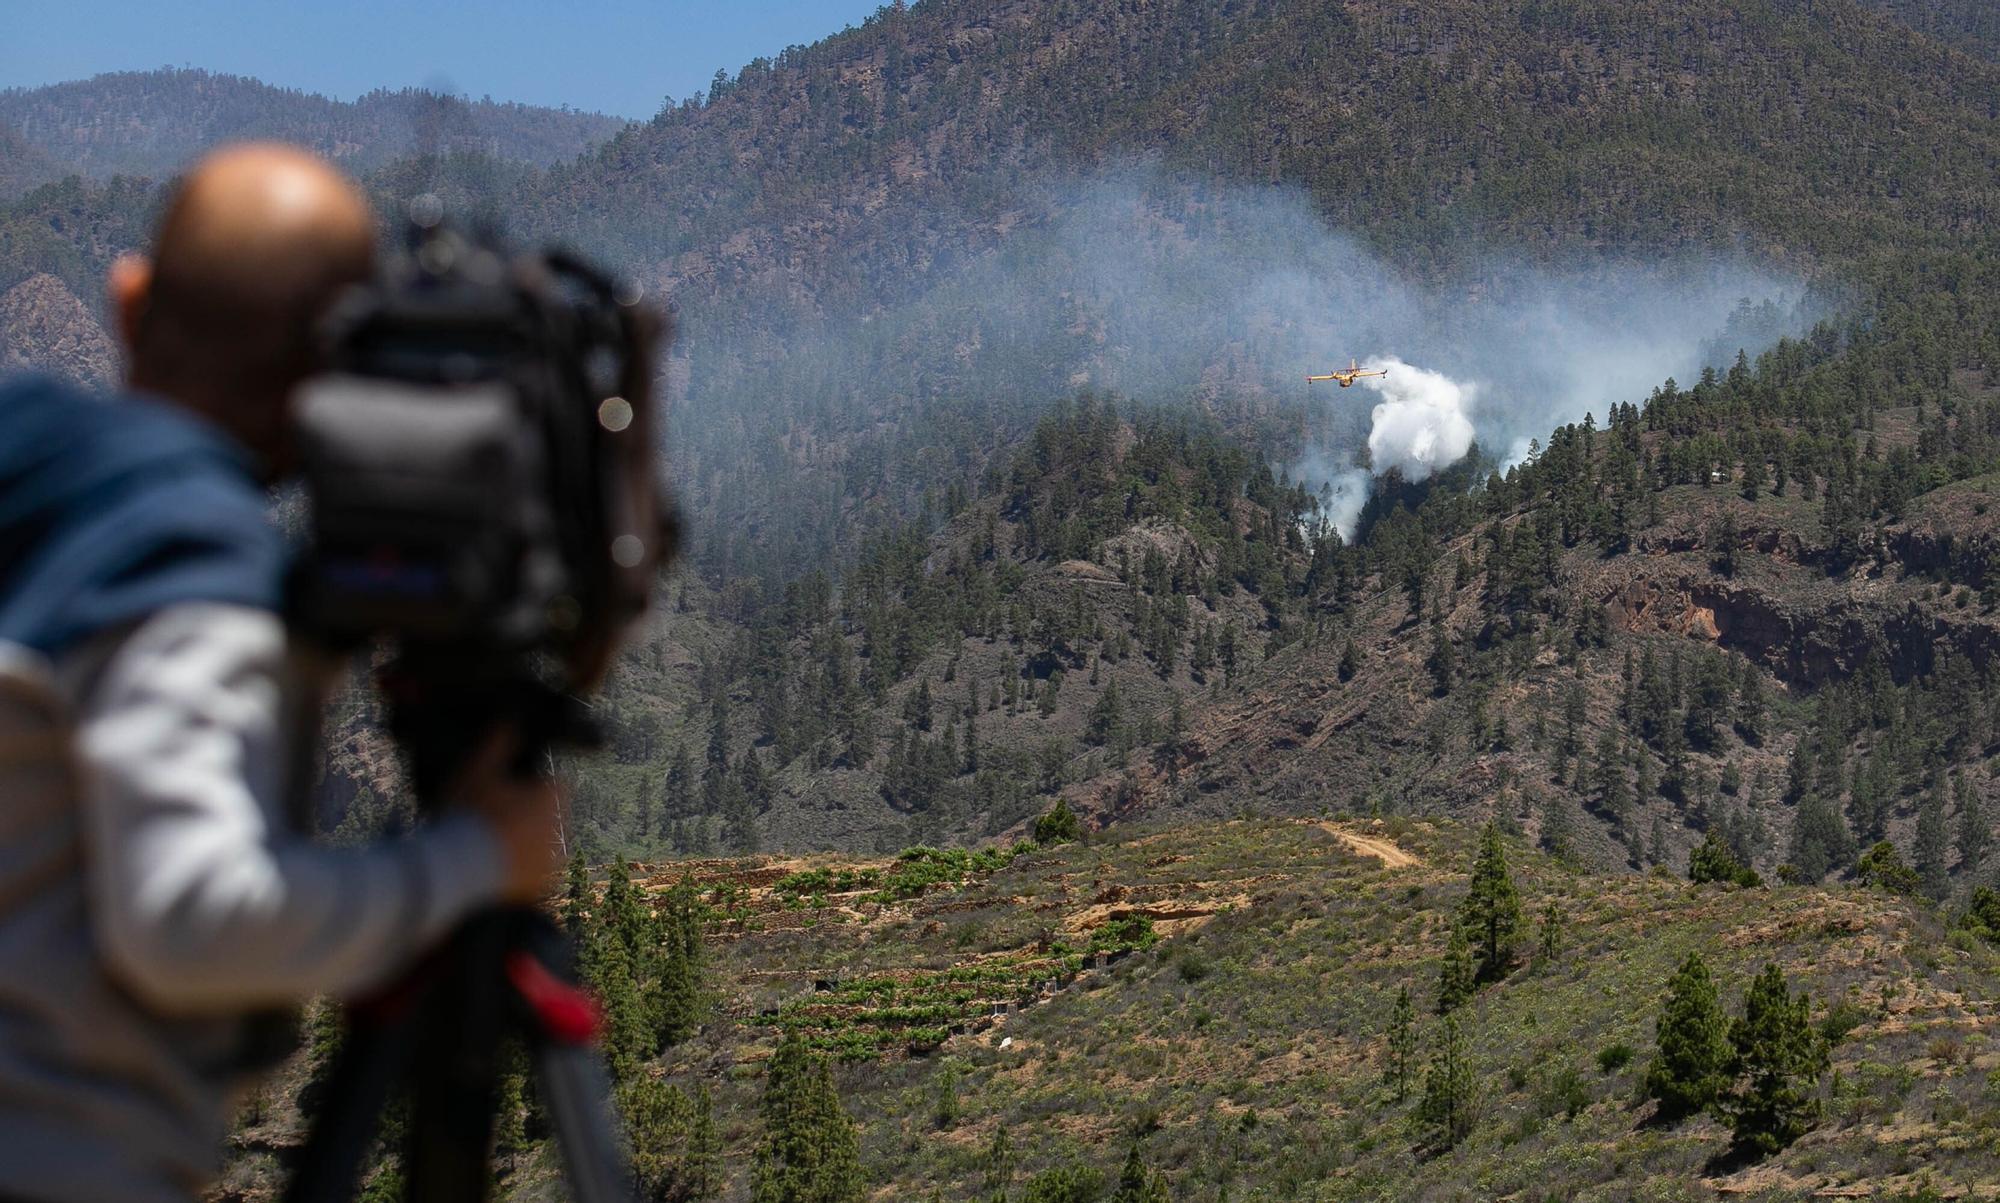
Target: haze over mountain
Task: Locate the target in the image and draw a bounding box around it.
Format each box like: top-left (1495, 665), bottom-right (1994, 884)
top-left (0, 67), bottom-right (627, 194)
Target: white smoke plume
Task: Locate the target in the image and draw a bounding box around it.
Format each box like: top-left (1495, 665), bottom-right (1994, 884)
top-left (1357, 358), bottom-right (1476, 483)
top-left (1317, 466), bottom-right (1373, 544)
top-left (664, 163), bottom-right (1817, 554)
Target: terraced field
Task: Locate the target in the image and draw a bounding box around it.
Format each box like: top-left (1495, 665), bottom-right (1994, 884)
top-left (622, 826), bottom-right (1370, 1063)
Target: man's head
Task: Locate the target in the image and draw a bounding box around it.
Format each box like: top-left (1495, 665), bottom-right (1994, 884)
top-left (110, 143), bottom-right (375, 478)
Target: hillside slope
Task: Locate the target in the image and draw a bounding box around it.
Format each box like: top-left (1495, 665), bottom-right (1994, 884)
top-left (561, 335), bottom-right (2000, 907)
top-left (221, 820), bottom-right (2000, 1201)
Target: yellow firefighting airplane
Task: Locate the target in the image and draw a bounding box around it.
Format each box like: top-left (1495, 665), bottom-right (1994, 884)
top-left (1306, 358), bottom-right (1388, 388)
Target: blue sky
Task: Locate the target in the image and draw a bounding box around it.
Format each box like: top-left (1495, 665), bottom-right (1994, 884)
top-left (1, 1), bottom-right (894, 118)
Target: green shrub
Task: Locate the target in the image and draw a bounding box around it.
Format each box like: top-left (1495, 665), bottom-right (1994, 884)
top-left (1032, 799), bottom-right (1085, 846)
top-left (1020, 1163), bottom-right (1106, 1203)
top-left (1596, 1042), bottom-right (1634, 1073)
top-left (1534, 1064), bottom-right (1592, 1120)
top-left (1819, 997), bottom-right (1869, 1046)
top-left (774, 866), bottom-right (881, 897)
top-left (1089, 914), bottom-right (1159, 955)
top-left (1857, 841), bottom-right (1922, 896)
top-left (1688, 832), bottom-right (1762, 887)
top-left (1958, 885), bottom-right (2000, 943)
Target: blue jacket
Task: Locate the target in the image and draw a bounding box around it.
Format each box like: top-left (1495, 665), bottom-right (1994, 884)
top-left (0, 373), bottom-right (283, 655)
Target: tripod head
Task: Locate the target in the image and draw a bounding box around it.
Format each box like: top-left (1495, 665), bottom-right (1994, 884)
top-left (377, 656), bottom-right (598, 807)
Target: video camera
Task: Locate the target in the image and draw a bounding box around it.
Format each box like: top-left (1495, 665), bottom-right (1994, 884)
top-left (288, 206), bottom-right (675, 795)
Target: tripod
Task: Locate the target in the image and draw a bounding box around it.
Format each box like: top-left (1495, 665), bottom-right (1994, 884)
top-left (286, 675), bottom-right (638, 1203)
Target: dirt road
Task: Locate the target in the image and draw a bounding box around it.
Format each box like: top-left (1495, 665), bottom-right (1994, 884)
top-left (1317, 823), bottom-right (1421, 869)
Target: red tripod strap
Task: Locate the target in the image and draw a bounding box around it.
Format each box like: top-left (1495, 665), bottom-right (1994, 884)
top-left (504, 950), bottom-right (603, 1046)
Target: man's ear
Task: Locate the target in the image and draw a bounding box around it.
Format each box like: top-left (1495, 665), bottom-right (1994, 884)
top-left (107, 254), bottom-right (152, 358)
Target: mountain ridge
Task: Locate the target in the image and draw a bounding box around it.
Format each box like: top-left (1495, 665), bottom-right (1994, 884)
top-left (0, 67), bottom-right (628, 190)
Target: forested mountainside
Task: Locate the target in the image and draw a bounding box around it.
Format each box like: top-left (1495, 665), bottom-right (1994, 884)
top-left (0, 121), bottom-right (60, 198)
top-left (559, 337), bottom-right (2000, 896)
top-left (10, 2), bottom-right (2000, 571)
top-left (0, 68), bottom-right (626, 192)
top-left (484, 0), bottom-right (2000, 579)
top-left (1854, 0), bottom-right (2000, 61)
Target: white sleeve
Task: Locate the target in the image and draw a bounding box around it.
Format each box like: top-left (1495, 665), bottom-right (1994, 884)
top-left (71, 604), bottom-right (508, 1013)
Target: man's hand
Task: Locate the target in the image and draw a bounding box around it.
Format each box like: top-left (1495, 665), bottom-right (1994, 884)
top-left (455, 729), bottom-right (565, 904)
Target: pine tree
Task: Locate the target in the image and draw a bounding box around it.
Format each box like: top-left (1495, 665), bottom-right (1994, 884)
top-left (1417, 1013), bottom-right (1476, 1148)
top-left (688, 1084), bottom-right (721, 1201)
top-left (1109, 1146), bottom-right (1170, 1203)
top-left (1086, 681), bottom-right (1124, 747)
top-left (1437, 922), bottom-right (1474, 1014)
top-left (1847, 755), bottom-right (1888, 845)
top-left (562, 850), bottom-right (593, 940)
top-left (905, 678), bottom-right (934, 731)
top-left (619, 1074), bottom-right (713, 1202)
top-left (655, 872), bottom-right (708, 1047)
top-left (1916, 782), bottom-right (1950, 902)
top-left (981, 1126), bottom-right (1015, 1199)
top-left (1787, 794), bottom-right (1855, 881)
top-left (1338, 638), bottom-right (1361, 683)
top-left (492, 1041), bottom-right (532, 1158)
top-left (1688, 831), bottom-right (1760, 887)
top-left (1717, 964), bottom-right (1830, 1156)
top-left (601, 857), bottom-right (653, 973)
top-left (1856, 840), bottom-right (1922, 895)
top-left (1426, 627), bottom-right (1457, 696)
top-left (1386, 984), bottom-right (1417, 1100)
top-left (722, 777), bottom-right (761, 854)
top-left (752, 1033), bottom-right (863, 1203)
top-left (1536, 899), bottom-right (1563, 968)
top-left (592, 927), bottom-right (651, 1081)
top-left (1460, 824), bottom-right (1523, 982)
top-left (1538, 792), bottom-right (1575, 861)
top-left (665, 745), bottom-right (695, 822)
top-left (1956, 773), bottom-right (1988, 879)
top-left (1643, 952), bottom-right (1731, 1121)
top-left (1113, 1148), bottom-right (1147, 1203)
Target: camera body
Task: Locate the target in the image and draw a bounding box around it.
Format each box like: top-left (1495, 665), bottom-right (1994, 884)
top-left (288, 221), bottom-right (673, 796)
top-left (290, 223), bottom-right (671, 689)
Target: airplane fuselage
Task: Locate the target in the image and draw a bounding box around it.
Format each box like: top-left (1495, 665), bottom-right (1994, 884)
top-left (1307, 358), bottom-right (1386, 388)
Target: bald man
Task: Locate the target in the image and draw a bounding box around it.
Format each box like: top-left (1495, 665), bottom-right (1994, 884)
top-left (0, 145), bottom-right (562, 1202)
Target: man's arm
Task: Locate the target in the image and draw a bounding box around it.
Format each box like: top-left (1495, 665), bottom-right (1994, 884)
top-left (71, 603), bottom-right (525, 1012)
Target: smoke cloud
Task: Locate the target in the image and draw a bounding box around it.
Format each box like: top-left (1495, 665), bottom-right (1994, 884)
top-left (667, 164), bottom-right (1816, 552)
top-left (1357, 358), bottom-right (1476, 483)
